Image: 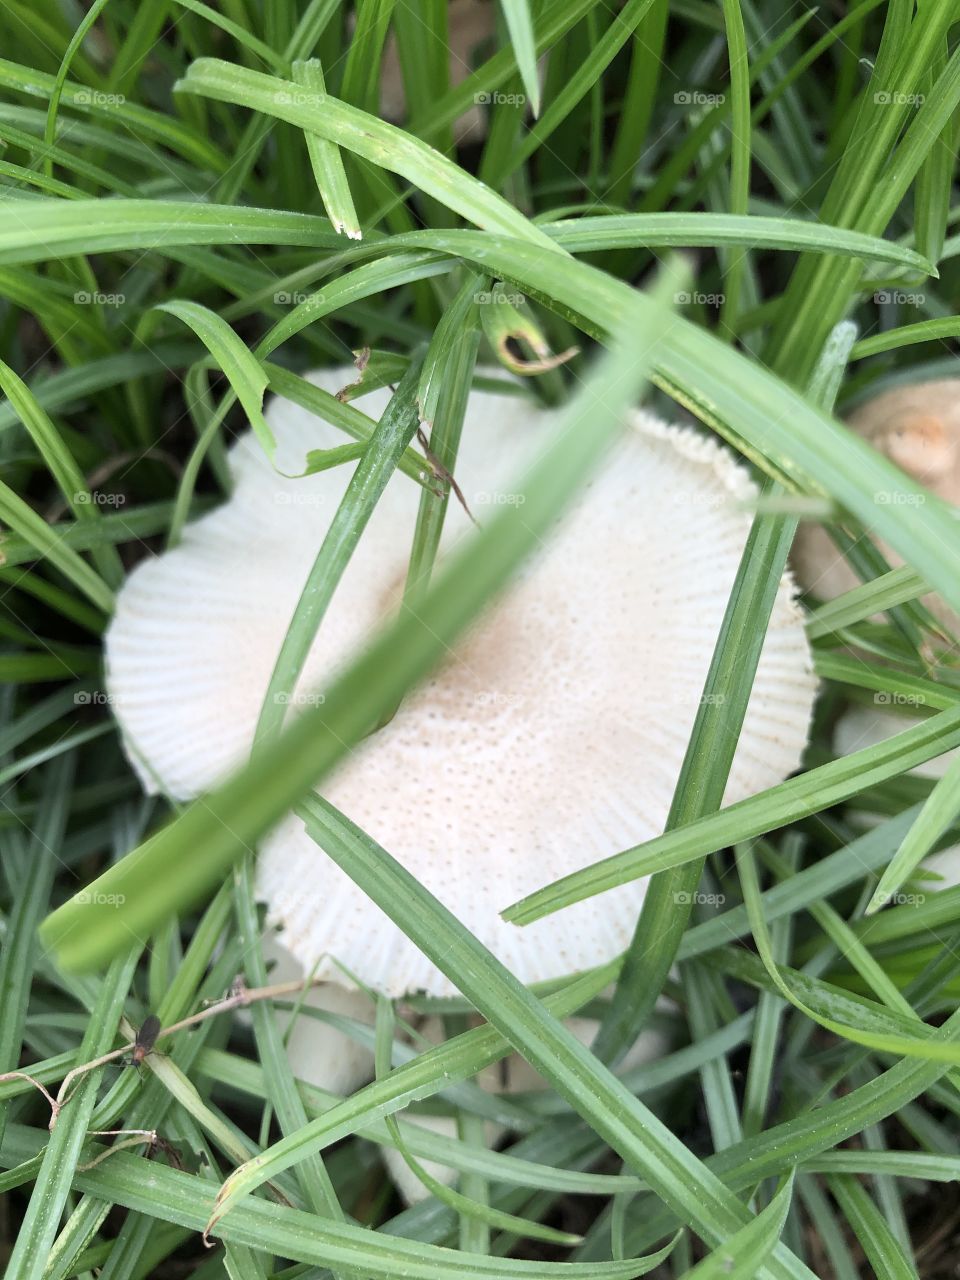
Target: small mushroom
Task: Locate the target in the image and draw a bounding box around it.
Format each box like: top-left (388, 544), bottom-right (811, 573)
top-left (792, 379), bottom-right (960, 624)
top-left (105, 366), bottom-right (817, 1002)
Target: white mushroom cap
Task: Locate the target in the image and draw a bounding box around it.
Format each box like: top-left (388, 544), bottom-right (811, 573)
top-left (792, 379), bottom-right (960, 626)
top-left (105, 367), bottom-right (816, 997)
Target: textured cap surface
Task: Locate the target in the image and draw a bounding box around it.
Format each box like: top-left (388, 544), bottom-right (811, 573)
top-left (106, 367), bottom-right (817, 995)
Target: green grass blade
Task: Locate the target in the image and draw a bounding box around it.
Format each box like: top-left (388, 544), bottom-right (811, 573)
top-left (866, 752), bottom-right (960, 916)
top-left (292, 59), bottom-right (362, 239)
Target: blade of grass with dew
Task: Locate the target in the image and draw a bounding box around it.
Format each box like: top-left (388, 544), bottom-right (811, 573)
top-left (755, 843), bottom-right (913, 1025)
top-left (732, 844), bottom-right (960, 1065)
top-left (40, 257), bottom-right (684, 971)
top-left (292, 59), bottom-right (361, 240)
top-left (497, 0), bottom-right (540, 116)
top-left (541, 213), bottom-right (935, 271)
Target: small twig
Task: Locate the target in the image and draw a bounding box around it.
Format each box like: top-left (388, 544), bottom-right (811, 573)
top-left (0, 1071), bottom-right (60, 1118)
top-left (51, 976), bottom-right (343, 1126)
top-left (78, 1132), bottom-right (157, 1171)
top-left (415, 426), bottom-right (478, 526)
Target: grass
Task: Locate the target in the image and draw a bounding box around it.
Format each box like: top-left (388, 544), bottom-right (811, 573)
top-left (2, 1), bottom-right (960, 1276)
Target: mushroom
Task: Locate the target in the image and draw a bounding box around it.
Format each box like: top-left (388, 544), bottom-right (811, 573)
top-left (104, 364), bottom-right (816, 1188)
top-left (792, 378), bottom-right (960, 626)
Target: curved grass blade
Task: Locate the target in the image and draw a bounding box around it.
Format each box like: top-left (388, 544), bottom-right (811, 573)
top-left (174, 59), bottom-right (559, 247)
top-left (150, 301), bottom-right (274, 459)
top-left (865, 752), bottom-right (960, 916)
